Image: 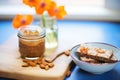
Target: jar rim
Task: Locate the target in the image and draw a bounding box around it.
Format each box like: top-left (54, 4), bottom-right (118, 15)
top-left (17, 25), bottom-right (45, 40)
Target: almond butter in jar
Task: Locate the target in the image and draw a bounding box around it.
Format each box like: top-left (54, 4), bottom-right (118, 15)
top-left (17, 25), bottom-right (45, 59)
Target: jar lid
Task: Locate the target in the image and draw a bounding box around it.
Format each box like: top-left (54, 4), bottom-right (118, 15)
top-left (18, 25), bottom-right (45, 40)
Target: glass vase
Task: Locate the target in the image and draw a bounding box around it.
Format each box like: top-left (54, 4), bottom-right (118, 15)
top-left (40, 14), bottom-right (58, 52)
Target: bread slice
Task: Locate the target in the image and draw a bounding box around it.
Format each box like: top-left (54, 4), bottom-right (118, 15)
top-left (79, 56), bottom-right (118, 63)
top-left (109, 55), bottom-right (118, 63)
top-left (76, 44), bottom-right (117, 63)
top-left (80, 57), bottom-right (98, 63)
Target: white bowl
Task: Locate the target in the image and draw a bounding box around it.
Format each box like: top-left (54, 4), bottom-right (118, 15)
top-left (70, 42), bottom-right (120, 74)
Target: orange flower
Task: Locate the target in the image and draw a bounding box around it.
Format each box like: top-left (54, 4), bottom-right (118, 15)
top-left (23, 0), bottom-right (37, 7)
top-left (12, 14), bottom-right (33, 29)
top-left (48, 5), bottom-right (67, 19)
top-left (35, 0), bottom-right (51, 14)
top-left (22, 0), bottom-right (67, 19)
top-left (47, 1), bottom-right (56, 16)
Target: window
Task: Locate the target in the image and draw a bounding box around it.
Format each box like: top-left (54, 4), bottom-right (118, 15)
top-left (0, 0), bottom-right (120, 21)
top-left (54, 0), bottom-right (104, 7)
top-left (0, 0), bottom-right (104, 6)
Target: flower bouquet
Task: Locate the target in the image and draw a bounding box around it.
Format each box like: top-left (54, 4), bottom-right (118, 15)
top-left (12, 0), bottom-right (67, 57)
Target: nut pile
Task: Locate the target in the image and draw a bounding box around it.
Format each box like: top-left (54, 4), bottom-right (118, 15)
top-left (21, 50), bottom-right (70, 71)
top-left (22, 58), bottom-right (54, 70)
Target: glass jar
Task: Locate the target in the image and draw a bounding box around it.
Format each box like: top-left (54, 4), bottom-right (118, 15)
top-left (17, 25), bottom-right (45, 59)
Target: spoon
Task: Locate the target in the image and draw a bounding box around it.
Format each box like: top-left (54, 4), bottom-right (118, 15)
top-left (44, 50), bottom-right (70, 63)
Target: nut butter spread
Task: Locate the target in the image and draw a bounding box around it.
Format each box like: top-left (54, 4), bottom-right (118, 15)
top-left (18, 25), bottom-right (45, 59)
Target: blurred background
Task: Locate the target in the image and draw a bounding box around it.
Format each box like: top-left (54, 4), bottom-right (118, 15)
top-left (0, 0), bottom-right (120, 22)
top-left (0, 1), bottom-right (120, 80)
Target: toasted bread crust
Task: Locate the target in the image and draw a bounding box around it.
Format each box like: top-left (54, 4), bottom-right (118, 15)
top-left (76, 44), bottom-right (118, 63)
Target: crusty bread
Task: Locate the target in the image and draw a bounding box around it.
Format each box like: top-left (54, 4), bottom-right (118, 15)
top-left (109, 55), bottom-right (118, 63)
top-left (80, 57), bottom-right (98, 63)
top-left (76, 44), bottom-right (118, 63)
